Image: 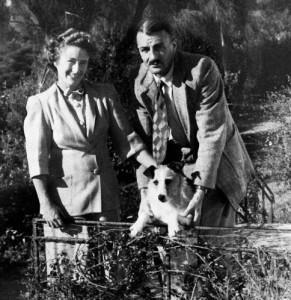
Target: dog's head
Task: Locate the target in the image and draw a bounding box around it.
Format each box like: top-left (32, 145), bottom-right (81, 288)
top-left (144, 165), bottom-right (185, 203)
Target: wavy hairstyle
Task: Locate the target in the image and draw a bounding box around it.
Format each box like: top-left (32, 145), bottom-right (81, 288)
top-left (43, 28), bottom-right (97, 73)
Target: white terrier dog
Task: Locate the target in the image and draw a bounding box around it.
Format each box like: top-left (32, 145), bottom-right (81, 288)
top-left (130, 164), bottom-right (195, 237)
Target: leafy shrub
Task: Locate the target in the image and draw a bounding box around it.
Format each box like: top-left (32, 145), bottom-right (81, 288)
top-left (0, 73), bottom-right (40, 274)
top-left (0, 229), bottom-right (31, 273)
top-left (254, 77), bottom-right (291, 184)
top-left (0, 38), bottom-right (36, 89)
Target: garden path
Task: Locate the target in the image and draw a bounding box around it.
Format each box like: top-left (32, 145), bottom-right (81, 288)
top-left (233, 98), bottom-right (291, 223)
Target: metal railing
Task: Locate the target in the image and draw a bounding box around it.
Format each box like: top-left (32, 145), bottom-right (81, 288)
top-left (32, 218), bottom-right (198, 299)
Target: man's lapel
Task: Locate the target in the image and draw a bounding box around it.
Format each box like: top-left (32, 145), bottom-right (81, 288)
top-left (137, 54), bottom-right (191, 138)
top-left (136, 64), bottom-right (158, 118)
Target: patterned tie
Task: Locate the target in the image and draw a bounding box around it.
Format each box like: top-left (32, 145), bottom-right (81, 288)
top-left (152, 81), bottom-right (169, 164)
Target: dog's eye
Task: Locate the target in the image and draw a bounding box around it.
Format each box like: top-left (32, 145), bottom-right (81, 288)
top-left (165, 179), bottom-right (172, 185)
top-left (153, 180), bottom-right (158, 185)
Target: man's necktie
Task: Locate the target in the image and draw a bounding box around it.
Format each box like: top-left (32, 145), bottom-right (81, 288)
top-left (152, 81), bottom-right (169, 164)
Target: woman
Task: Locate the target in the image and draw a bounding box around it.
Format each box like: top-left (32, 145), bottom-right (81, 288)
top-left (24, 28), bottom-right (156, 278)
top-left (24, 28), bottom-right (156, 227)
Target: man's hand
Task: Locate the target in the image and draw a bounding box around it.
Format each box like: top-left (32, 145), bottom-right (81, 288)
top-left (177, 214), bottom-right (194, 227)
top-left (180, 189), bottom-right (205, 224)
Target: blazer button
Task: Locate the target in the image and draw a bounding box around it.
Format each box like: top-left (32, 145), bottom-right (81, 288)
top-left (93, 168), bottom-right (100, 175)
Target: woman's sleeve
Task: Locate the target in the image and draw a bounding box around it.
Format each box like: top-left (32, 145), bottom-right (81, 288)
top-left (107, 86), bottom-right (146, 160)
top-left (24, 96), bottom-right (52, 178)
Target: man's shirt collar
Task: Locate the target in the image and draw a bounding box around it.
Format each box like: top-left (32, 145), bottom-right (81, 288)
top-left (153, 64), bottom-right (174, 87)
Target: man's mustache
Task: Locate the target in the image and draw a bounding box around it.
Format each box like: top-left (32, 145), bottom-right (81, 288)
top-left (149, 59), bottom-right (162, 66)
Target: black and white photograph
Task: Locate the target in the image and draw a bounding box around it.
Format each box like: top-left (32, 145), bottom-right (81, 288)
top-left (1, 1), bottom-right (291, 299)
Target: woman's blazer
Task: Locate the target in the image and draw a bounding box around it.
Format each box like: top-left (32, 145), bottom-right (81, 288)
top-left (24, 82), bottom-right (145, 216)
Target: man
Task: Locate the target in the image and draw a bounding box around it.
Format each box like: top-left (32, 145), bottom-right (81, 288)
top-left (130, 16), bottom-right (254, 232)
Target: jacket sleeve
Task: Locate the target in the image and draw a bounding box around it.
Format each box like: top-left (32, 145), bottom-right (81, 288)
top-left (24, 96), bottom-right (52, 178)
top-left (128, 71), bottom-right (153, 190)
top-left (191, 57), bottom-right (227, 189)
top-left (106, 85), bottom-right (146, 160)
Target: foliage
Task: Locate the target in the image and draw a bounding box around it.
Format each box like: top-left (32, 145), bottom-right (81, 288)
top-left (236, 250), bottom-right (291, 299)
top-left (0, 229), bottom-right (31, 272)
top-left (0, 73), bottom-right (39, 188)
top-left (252, 77), bottom-right (291, 183)
top-left (173, 9), bottom-right (224, 75)
top-left (22, 223), bottom-right (291, 299)
top-left (0, 39), bottom-right (36, 89)
top-left (0, 72), bottom-right (40, 273)
top-left (4, 0), bottom-right (291, 95)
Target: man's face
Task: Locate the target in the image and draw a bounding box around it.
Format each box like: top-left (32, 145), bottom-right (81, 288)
top-left (137, 30), bottom-right (176, 77)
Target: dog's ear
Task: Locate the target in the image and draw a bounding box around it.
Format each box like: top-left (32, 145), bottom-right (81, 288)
top-left (167, 162), bottom-right (184, 174)
top-left (143, 165), bottom-right (157, 179)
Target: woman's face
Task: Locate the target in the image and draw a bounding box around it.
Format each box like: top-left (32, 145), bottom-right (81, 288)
top-left (54, 45), bottom-right (89, 91)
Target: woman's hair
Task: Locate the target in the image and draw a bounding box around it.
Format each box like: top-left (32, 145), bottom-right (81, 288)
top-left (44, 28), bottom-right (97, 72)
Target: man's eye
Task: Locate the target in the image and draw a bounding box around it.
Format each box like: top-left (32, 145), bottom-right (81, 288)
top-left (153, 180), bottom-right (158, 185)
top-left (154, 44), bottom-right (163, 52)
top-left (165, 179), bottom-right (172, 186)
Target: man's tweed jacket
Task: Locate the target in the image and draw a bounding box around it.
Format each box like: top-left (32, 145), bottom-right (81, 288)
top-left (132, 51), bottom-right (255, 210)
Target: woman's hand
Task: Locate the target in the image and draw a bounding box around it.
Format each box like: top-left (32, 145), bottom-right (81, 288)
top-left (42, 202), bottom-right (65, 228)
top-left (32, 175), bottom-right (69, 228)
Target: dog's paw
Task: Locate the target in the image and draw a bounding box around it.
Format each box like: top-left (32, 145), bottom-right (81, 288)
top-left (130, 221), bottom-right (145, 237)
top-left (167, 222), bottom-right (181, 238)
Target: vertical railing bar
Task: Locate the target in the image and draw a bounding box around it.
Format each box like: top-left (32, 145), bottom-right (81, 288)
top-left (33, 219), bottom-right (40, 282)
top-left (97, 223), bottom-right (103, 300)
top-left (270, 202), bottom-right (275, 223)
top-left (166, 248), bottom-right (171, 300)
top-left (261, 187), bottom-right (266, 224)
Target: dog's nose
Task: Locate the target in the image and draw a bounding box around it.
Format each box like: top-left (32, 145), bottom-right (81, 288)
top-left (158, 194), bottom-right (166, 202)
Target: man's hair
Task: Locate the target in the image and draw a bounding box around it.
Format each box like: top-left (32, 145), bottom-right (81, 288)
top-left (137, 16), bottom-right (174, 38)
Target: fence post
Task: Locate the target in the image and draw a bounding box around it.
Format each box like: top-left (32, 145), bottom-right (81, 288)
top-left (32, 219), bottom-right (40, 283)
